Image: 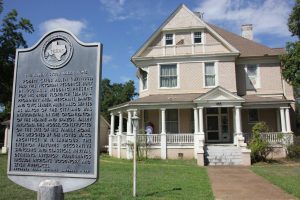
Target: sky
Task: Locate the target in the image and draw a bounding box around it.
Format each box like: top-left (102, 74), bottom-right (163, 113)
top-left (3, 0), bottom-right (297, 91)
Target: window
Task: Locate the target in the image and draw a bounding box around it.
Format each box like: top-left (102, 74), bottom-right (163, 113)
top-left (166, 109), bottom-right (178, 133)
top-left (204, 62), bottom-right (216, 87)
top-left (141, 70), bottom-right (148, 90)
top-left (165, 33), bottom-right (173, 45)
top-left (160, 64), bottom-right (177, 88)
top-left (194, 32), bottom-right (202, 43)
top-left (248, 109), bottom-right (259, 123)
top-left (245, 64), bottom-right (259, 89)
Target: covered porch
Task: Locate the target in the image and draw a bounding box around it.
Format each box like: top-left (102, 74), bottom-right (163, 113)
top-left (108, 87), bottom-right (294, 165)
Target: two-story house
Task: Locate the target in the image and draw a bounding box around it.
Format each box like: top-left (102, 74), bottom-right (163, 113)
top-left (108, 4), bottom-right (294, 166)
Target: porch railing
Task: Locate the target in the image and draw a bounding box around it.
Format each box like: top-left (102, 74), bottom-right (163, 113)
top-left (137, 134), bottom-right (161, 145)
top-left (243, 132), bottom-right (294, 146)
top-left (111, 133), bottom-right (195, 146)
top-left (167, 134), bottom-right (194, 144)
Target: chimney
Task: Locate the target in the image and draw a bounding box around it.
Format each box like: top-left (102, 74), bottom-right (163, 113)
top-left (194, 12), bottom-right (204, 19)
top-left (241, 24), bottom-right (253, 40)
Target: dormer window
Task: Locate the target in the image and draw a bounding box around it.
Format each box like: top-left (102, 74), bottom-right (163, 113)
top-left (194, 32), bottom-right (202, 43)
top-left (165, 33), bottom-right (174, 45)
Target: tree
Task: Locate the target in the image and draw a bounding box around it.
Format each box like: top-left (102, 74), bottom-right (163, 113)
top-left (281, 0), bottom-right (300, 87)
top-left (0, 1), bottom-right (34, 119)
top-left (100, 78), bottom-right (137, 121)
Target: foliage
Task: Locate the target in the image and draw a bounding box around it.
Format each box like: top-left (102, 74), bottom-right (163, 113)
top-left (287, 136), bottom-right (300, 159)
top-left (100, 78), bottom-right (137, 121)
top-left (281, 0), bottom-right (300, 87)
top-left (0, 1), bottom-right (34, 120)
top-left (281, 41), bottom-right (300, 87)
top-left (0, 155), bottom-right (214, 200)
top-left (252, 164), bottom-right (300, 198)
top-left (288, 0), bottom-right (300, 39)
top-left (248, 122), bottom-right (272, 163)
top-left (287, 144), bottom-right (300, 159)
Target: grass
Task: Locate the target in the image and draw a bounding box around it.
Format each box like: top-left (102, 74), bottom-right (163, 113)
top-left (252, 160), bottom-right (300, 199)
top-left (0, 154), bottom-right (213, 200)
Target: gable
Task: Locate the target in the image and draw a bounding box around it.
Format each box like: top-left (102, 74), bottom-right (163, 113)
top-left (163, 6), bottom-right (205, 30)
top-left (194, 86), bottom-right (244, 103)
top-left (132, 4), bottom-right (239, 61)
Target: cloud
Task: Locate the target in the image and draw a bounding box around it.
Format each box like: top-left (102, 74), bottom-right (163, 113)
top-left (99, 0), bottom-right (150, 21)
top-left (103, 54), bottom-right (112, 64)
top-left (195, 0), bottom-right (292, 37)
top-left (39, 18), bottom-right (87, 36)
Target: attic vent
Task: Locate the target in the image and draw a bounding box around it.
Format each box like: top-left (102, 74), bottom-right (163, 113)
top-left (176, 39), bottom-right (184, 45)
top-left (194, 12), bottom-right (204, 19)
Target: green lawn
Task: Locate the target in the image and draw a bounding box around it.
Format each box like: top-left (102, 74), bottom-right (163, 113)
top-left (0, 154), bottom-right (213, 200)
top-left (252, 162), bottom-right (300, 199)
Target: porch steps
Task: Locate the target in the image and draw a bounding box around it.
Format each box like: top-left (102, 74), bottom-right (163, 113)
top-left (204, 145), bottom-right (242, 166)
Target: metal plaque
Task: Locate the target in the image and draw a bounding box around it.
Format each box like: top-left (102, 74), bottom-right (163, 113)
top-left (8, 29), bottom-right (102, 192)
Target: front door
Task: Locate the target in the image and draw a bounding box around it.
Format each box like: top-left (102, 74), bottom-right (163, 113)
top-left (205, 108), bottom-right (229, 143)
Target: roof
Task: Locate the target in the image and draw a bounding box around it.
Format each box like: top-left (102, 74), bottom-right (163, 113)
top-left (242, 95), bottom-right (292, 104)
top-left (109, 93), bottom-right (292, 111)
top-left (208, 23), bottom-right (285, 57)
top-left (132, 93), bottom-right (203, 104)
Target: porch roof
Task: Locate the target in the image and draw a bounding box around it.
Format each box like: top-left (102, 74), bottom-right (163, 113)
top-left (109, 93), bottom-right (292, 111)
top-left (242, 95), bottom-right (293, 107)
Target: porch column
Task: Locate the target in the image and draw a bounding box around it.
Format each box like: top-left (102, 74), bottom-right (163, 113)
top-left (117, 112), bottom-right (123, 158)
top-left (234, 106), bottom-right (243, 146)
top-left (127, 110), bottom-right (132, 134)
top-left (196, 107), bottom-right (205, 162)
top-left (193, 108), bottom-right (199, 133)
top-left (280, 107), bottom-right (287, 133)
top-left (235, 106), bottom-right (242, 134)
top-left (109, 113), bottom-right (115, 156)
top-left (285, 107), bottom-right (291, 133)
top-left (161, 108), bottom-right (167, 159)
top-left (126, 110), bottom-right (133, 159)
top-left (1, 127), bottom-right (8, 154)
top-left (198, 107), bottom-right (204, 134)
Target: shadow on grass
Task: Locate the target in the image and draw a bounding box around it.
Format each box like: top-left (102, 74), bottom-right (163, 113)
top-left (145, 187), bottom-right (182, 197)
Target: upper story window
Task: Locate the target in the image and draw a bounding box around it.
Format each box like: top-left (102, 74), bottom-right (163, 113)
top-left (245, 64), bottom-right (259, 90)
top-left (160, 64), bottom-right (177, 88)
top-left (141, 70), bottom-right (148, 90)
top-left (194, 32), bottom-right (202, 43)
top-left (165, 33), bottom-right (174, 45)
top-left (204, 62), bottom-right (216, 87)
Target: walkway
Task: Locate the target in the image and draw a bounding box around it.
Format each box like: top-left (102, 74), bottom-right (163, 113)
top-left (207, 166), bottom-right (296, 200)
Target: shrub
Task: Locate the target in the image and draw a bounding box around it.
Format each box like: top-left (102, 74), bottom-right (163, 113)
top-left (287, 144), bottom-right (300, 159)
top-left (287, 136), bottom-right (300, 159)
top-left (248, 122), bottom-right (272, 163)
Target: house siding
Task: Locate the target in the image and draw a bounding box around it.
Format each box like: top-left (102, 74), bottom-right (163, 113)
top-left (242, 108), bottom-right (278, 133)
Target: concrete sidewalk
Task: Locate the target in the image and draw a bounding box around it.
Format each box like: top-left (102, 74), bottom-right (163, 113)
top-left (207, 167), bottom-right (296, 200)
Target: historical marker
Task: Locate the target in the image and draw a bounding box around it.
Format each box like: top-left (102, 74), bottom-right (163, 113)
top-left (8, 29), bottom-right (102, 192)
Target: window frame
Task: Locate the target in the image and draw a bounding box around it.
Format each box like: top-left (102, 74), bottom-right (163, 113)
top-left (165, 109), bottom-right (179, 133)
top-left (141, 69), bottom-right (148, 91)
top-left (203, 62), bottom-right (218, 88)
top-left (193, 31), bottom-right (202, 44)
top-left (245, 64), bottom-right (260, 90)
top-left (159, 63), bottom-right (179, 89)
top-left (248, 109), bottom-right (259, 123)
top-left (165, 33), bottom-right (174, 46)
